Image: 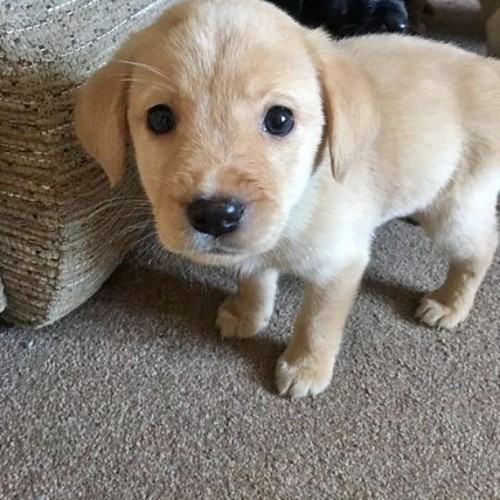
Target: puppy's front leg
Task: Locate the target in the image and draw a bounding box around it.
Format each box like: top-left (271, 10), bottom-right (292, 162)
top-left (276, 258), bottom-right (368, 398)
top-left (216, 268), bottom-right (279, 339)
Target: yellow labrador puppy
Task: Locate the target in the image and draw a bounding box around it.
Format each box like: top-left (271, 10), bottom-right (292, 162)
top-left (75, 0), bottom-right (500, 398)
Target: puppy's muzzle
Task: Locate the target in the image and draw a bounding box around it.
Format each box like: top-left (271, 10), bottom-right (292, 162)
top-left (186, 197), bottom-right (245, 237)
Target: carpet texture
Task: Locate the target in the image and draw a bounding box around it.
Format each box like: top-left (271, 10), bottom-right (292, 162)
top-left (1, 3), bottom-right (499, 499)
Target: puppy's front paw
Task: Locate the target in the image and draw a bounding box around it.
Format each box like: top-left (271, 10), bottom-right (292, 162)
top-left (215, 294), bottom-right (271, 339)
top-left (415, 295), bottom-right (470, 330)
top-left (275, 354), bottom-right (333, 398)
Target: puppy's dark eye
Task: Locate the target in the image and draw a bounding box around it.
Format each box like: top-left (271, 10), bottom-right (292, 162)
top-left (263, 106), bottom-right (294, 137)
top-left (147, 104), bottom-right (176, 135)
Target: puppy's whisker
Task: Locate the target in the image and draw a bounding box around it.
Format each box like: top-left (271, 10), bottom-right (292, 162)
top-left (140, 174), bottom-right (174, 188)
top-left (142, 238), bottom-right (168, 269)
top-left (82, 197), bottom-right (152, 218)
top-left (90, 221), bottom-right (155, 250)
top-left (134, 237), bottom-right (163, 262)
top-left (115, 77), bottom-right (174, 93)
top-left (87, 232), bottom-right (154, 260)
top-left (131, 231), bottom-right (160, 250)
top-left (83, 207), bottom-right (153, 221)
top-left (113, 59), bottom-right (170, 81)
top-left (127, 236), bottom-right (166, 268)
top-left (85, 197), bottom-right (151, 211)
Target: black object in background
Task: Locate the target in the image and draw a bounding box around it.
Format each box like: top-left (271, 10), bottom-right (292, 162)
top-left (268, 0), bottom-right (409, 36)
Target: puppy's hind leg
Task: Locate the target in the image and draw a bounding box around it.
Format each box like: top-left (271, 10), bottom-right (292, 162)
top-left (416, 171), bottom-right (500, 330)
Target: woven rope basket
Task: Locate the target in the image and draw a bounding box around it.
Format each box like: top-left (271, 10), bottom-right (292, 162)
top-left (0, 0), bottom-right (175, 327)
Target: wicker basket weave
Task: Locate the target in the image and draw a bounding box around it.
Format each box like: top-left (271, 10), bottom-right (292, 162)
top-left (0, 0), bottom-right (174, 326)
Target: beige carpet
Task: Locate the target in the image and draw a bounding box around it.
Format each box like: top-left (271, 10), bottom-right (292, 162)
top-left (1, 4), bottom-right (499, 499)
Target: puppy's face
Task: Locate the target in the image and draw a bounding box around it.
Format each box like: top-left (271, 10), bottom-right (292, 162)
top-left (75, 0), bottom-right (378, 266)
top-left (127, 3), bottom-right (324, 264)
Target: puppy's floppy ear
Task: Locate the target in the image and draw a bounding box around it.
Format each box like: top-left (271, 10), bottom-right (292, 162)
top-left (308, 31), bottom-right (380, 181)
top-left (74, 48), bottom-right (132, 188)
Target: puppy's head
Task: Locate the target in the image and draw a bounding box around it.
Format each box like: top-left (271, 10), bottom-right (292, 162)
top-left (75, 0), bottom-right (378, 266)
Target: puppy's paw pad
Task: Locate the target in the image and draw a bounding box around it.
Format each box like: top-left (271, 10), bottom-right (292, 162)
top-left (275, 357), bottom-right (332, 398)
top-left (415, 297), bottom-right (465, 330)
top-left (215, 297), bottom-right (269, 339)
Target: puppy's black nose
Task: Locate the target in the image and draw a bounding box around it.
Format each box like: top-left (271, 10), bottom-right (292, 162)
top-left (187, 197), bottom-right (245, 237)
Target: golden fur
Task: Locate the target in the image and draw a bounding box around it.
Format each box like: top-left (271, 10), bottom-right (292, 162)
top-left (75, 0), bottom-right (500, 398)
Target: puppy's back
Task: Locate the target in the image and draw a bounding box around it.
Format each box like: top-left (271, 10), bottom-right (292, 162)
top-left (337, 34), bottom-right (500, 98)
top-left (337, 34), bottom-right (500, 157)
top-left (329, 34), bottom-right (500, 216)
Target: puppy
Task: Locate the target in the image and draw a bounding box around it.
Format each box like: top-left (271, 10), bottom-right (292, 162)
top-left (75, 0), bottom-right (500, 398)
top-left (269, 0), bottom-right (410, 35)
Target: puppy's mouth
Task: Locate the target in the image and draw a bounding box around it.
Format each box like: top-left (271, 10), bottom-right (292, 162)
top-left (157, 223), bottom-right (281, 266)
top-left (181, 238), bottom-right (252, 266)
top-left (207, 247), bottom-right (241, 256)
top-left (154, 195), bottom-right (286, 265)
top-left (156, 225), bottom-right (253, 264)
top-left (187, 233), bottom-right (250, 259)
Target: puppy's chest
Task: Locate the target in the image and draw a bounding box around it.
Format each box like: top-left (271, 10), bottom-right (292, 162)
top-left (251, 223), bottom-right (355, 281)
top-left (264, 240), bottom-right (327, 279)
top-left (244, 174), bottom-right (369, 280)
